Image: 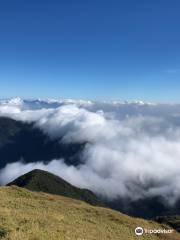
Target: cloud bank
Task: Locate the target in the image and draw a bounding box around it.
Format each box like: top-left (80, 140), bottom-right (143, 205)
top-left (1, 98), bottom-right (180, 203)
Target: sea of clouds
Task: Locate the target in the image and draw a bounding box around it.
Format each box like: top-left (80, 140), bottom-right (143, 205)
top-left (1, 97), bottom-right (180, 203)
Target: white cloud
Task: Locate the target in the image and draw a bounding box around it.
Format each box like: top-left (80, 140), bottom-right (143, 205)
top-left (1, 98), bottom-right (180, 203)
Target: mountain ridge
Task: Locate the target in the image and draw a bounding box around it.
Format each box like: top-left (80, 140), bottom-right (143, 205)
top-left (7, 169), bottom-right (103, 207)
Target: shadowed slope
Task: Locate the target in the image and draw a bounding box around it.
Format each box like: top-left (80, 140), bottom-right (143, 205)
top-left (156, 215), bottom-right (180, 233)
top-left (7, 169), bottom-right (103, 206)
top-left (0, 117), bottom-right (83, 169)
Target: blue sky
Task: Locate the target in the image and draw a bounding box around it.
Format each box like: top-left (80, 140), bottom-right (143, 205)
top-left (0, 0), bottom-right (180, 101)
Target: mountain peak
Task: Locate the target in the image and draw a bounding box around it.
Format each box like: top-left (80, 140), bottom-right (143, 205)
top-left (7, 97), bottom-right (23, 105)
top-left (7, 169), bottom-right (103, 207)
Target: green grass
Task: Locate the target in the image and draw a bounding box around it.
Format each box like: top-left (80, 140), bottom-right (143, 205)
top-left (0, 186), bottom-right (179, 240)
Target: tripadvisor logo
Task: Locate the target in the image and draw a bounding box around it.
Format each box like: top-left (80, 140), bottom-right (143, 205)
top-left (135, 227), bottom-right (144, 236)
top-left (135, 226), bottom-right (174, 236)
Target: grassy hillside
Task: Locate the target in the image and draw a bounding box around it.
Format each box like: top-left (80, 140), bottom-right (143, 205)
top-left (7, 169), bottom-right (103, 206)
top-left (0, 186), bottom-right (179, 240)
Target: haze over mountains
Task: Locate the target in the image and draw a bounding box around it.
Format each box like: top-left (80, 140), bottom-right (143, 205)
top-left (1, 98), bottom-right (180, 218)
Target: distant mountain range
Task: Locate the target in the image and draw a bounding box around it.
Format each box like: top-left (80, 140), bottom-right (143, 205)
top-left (0, 97), bottom-right (155, 108)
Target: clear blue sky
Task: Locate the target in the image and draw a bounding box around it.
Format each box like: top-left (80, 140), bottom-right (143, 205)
top-left (0, 0), bottom-right (180, 101)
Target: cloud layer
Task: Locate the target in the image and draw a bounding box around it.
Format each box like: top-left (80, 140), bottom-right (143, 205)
top-left (1, 98), bottom-right (180, 203)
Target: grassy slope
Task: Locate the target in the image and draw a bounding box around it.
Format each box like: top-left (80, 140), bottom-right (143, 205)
top-left (0, 186), bottom-right (179, 240)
